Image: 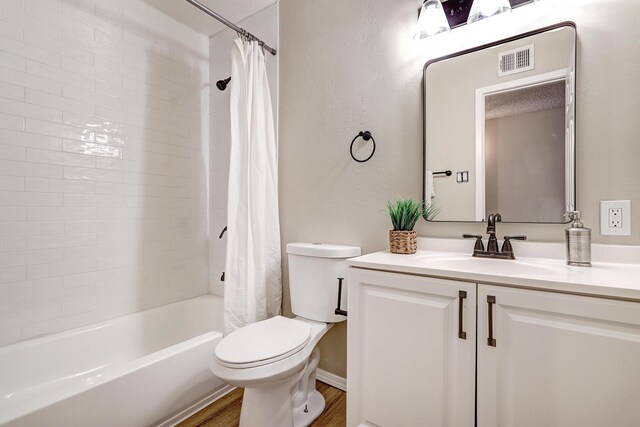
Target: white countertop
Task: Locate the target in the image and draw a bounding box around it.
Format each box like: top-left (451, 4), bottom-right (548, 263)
top-left (347, 238), bottom-right (640, 301)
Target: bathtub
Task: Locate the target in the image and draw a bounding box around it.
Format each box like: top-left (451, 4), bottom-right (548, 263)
top-left (0, 295), bottom-right (229, 427)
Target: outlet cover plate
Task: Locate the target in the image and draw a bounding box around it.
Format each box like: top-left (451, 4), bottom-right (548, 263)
top-left (600, 200), bottom-right (631, 236)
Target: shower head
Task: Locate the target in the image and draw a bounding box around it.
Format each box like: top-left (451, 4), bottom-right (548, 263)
top-left (216, 77), bottom-right (231, 91)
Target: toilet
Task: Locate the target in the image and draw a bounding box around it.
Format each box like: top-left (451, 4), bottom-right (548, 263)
top-left (210, 242), bottom-right (361, 427)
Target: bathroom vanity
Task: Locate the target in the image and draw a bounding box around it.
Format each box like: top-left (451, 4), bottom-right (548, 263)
top-left (345, 239), bottom-right (640, 427)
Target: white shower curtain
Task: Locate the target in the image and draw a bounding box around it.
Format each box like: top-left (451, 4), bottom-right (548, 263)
top-left (224, 38), bottom-right (282, 334)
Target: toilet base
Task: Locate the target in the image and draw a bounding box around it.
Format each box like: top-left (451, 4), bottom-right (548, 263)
top-left (238, 347), bottom-right (325, 427)
top-left (292, 389), bottom-right (325, 427)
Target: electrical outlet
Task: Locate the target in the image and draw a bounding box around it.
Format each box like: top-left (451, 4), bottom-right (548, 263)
top-left (600, 200), bottom-right (631, 236)
top-left (609, 208), bottom-right (622, 228)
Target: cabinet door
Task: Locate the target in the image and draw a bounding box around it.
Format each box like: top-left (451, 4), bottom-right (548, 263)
top-left (478, 285), bottom-right (640, 427)
top-left (347, 268), bottom-right (476, 427)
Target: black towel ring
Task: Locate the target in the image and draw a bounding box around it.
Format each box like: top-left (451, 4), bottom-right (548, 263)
top-left (350, 131), bottom-right (376, 163)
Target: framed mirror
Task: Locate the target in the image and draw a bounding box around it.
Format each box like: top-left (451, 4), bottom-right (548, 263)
top-left (424, 23), bottom-right (576, 223)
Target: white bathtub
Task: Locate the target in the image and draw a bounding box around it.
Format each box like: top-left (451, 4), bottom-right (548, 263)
top-left (0, 295), bottom-right (227, 427)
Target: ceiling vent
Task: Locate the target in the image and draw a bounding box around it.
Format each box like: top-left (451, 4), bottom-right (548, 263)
top-left (498, 44), bottom-right (534, 77)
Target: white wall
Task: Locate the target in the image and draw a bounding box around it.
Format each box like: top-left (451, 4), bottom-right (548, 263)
top-left (0, 0), bottom-right (210, 346)
top-left (279, 0), bottom-right (640, 377)
top-left (208, 3), bottom-right (278, 296)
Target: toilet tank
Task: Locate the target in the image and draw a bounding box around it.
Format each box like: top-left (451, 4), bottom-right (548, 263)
top-left (286, 243), bottom-right (361, 323)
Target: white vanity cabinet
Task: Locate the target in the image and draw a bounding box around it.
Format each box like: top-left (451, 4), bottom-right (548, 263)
top-left (346, 268), bottom-right (476, 427)
top-left (477, 285), bottom-right (640, 427)
top-left (347, 267), bottom-right (640, 427)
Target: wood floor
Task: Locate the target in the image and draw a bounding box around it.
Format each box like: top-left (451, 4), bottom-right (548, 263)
top-left (178, 381), bottom-right (346, 427)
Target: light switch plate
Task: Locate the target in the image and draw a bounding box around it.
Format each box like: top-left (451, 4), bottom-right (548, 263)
top-left (600, 200), bottom-right (631, 236)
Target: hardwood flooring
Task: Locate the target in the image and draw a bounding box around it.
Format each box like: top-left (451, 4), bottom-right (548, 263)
top-left (178, 381), bottom-right (346, 427)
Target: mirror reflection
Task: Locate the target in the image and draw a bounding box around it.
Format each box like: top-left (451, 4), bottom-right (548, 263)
top-left (424, 24), bottom-right (576, 223)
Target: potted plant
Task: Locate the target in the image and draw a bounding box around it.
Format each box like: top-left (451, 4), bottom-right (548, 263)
top-left (387, 199), bottom-right (440, 254)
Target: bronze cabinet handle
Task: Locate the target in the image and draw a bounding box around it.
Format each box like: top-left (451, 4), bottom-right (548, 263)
top-left (487, 295), bottom-right (496, 347)
top-left (458, 290), bottom-right (467, 339)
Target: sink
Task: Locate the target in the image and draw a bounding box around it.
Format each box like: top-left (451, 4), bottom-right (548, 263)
top-left (415, 255), bottom-right (557, 276)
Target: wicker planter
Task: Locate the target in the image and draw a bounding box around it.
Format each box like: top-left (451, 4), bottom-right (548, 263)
top-left (389, 230), bottom-right (417, 254)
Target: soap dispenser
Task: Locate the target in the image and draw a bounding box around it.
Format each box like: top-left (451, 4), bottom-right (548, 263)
top-left (565, 211), bottom-right (591, 267)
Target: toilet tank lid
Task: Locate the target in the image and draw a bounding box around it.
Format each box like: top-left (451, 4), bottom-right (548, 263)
top-left (286, 243), bottom-right (361, 258)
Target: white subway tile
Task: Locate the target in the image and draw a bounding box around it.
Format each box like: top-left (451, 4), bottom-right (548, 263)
top-left (26, 264), bottom-right (62, 280)
top-left (0, 190), bottom-right (62, 207)
top-left (0, 51), bottom-right (26, 72)
top-left (28, 232), bottom-right (96, 249)
top-left (62, 139), bottom-right (122, 159)
top-left (26, 89), bottom-right (95, 116)
top-left (26, 60), bottom-right (94, 91)
top-left (0, 266), bottom-right (27, 284)
top-left (0, 327), bottom-right (21, 346)
top-left (63, 193), bottom-right (121, 207)
top-left (64, 244), bottom-right (115, 261)
top-left (0, 35), bottom-right (61, 67)
top-left (26, 0), bottom-right (62, 13)
top-left (0, 113), bottom-right (25, 131)
top-left (60, 258), bottom-right (96, 275)
top-left (0, 145), bottom-right (26, 161)
top-left (0, 248), bottom-right (63, 267)
top-left (25, 0), bottom-right (94, 39)
top-left (0, 4), bottom-right (63, 40)
top-left (0, 128), bottom-right (62, 151)
top-left (0, 159), bottom-right (63, 178)
top-left (62, 84), bottom-right (121, 110)
top-left (0, 82), bottom-right (25, 102)
top-left (64, 166), bottom-right (122, 183)
top-left (62, 112), bottom-right (122, 135)
top-left (28, 207), bottom-right (95, 221)
top-left (64, 219), bottom-right (116, 234)
top-left (0, 97), bottom-right (62, 123)
top-left (27, 148), bottom-right (96, 168)
top-left (1, 0), bottom-right (210, 343)
top-left (0, 176), bottom-right (25, 191)
top-left (0, 65), bottom-right (61, 96)
top-left (0, 296), bottom-right (24, 315)
top-left (0, 207), bottom-right (27, 221)
top-left (0, 19), bottom-right (23, 41)
top-left (61, 57), bottom-right (121, 87)
top-left (25, 177), bottom-right (94, 194)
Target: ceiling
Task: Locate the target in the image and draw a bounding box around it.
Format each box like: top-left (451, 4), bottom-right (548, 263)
top-left (144, 0), bottom-right (276, 36)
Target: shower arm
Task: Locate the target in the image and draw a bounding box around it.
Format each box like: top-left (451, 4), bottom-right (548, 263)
top-left (185, 0), bottom-right (277, 56)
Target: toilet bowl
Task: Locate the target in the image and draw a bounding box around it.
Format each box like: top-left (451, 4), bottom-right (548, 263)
top-left (210, 243), bottom-right (360, 427)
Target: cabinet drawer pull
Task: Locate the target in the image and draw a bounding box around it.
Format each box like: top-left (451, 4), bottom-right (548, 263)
top-left (487, 295), bottom-right (496, 347)
top-left (458, 290), bottom-right (467, 340)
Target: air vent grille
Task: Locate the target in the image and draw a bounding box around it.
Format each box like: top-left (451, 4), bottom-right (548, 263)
top-left (498, 44), bottom-right (535, 77)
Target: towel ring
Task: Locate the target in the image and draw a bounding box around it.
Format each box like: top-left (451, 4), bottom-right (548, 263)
top-left (350, 131), bottom-right (376, 163)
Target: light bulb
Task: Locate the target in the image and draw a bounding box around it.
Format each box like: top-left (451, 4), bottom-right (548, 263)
top-left (467, 0), bottom-right (511, 25)
top-left (414, 0), bottom-right (450, 40)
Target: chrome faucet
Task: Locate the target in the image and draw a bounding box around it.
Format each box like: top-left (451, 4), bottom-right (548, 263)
top-left (463, 213), bottom-right (527, 259)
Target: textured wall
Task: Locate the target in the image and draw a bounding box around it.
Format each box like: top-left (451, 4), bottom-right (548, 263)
top-left (208, 4), bottom-right (278, 296)
top-left (0, 0), bottom-right (210, 346)
top-left (279, 0), bottom-right (640, 377)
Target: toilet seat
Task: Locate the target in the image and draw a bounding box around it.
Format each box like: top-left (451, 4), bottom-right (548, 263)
top-left (215, 316), bottom-right (312, 369)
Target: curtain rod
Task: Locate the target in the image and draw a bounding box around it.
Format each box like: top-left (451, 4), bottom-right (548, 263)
top-left (185, 0), bottom-right (277, 56)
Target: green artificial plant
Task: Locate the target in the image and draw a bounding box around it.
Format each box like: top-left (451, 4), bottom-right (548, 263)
top-left (387, 199), bottom-right (440, 231)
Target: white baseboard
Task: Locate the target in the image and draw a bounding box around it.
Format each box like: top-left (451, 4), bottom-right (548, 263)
top-left (316, 368), bottom-right (346, 392)
top-left (156, 384), bottom-right (236, 427)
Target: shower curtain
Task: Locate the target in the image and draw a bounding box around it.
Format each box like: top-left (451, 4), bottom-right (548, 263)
top-left (224, 38), bottom-right (282, 334)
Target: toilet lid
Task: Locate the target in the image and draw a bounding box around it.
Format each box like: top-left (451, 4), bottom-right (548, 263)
top-left (215, 316), bottom-right (312, 368)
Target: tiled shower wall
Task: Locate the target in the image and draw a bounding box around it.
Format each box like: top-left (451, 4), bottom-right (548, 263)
top-left (209, 4), bottom-right (278, 296)
top-left (0, 0), bottom-right (210, 346)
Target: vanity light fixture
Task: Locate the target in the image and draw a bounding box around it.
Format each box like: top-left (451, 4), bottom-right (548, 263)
top-left (414, 0), bottom-right (451, 39)
top-left (467, 0), bottom-right (512, 24)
